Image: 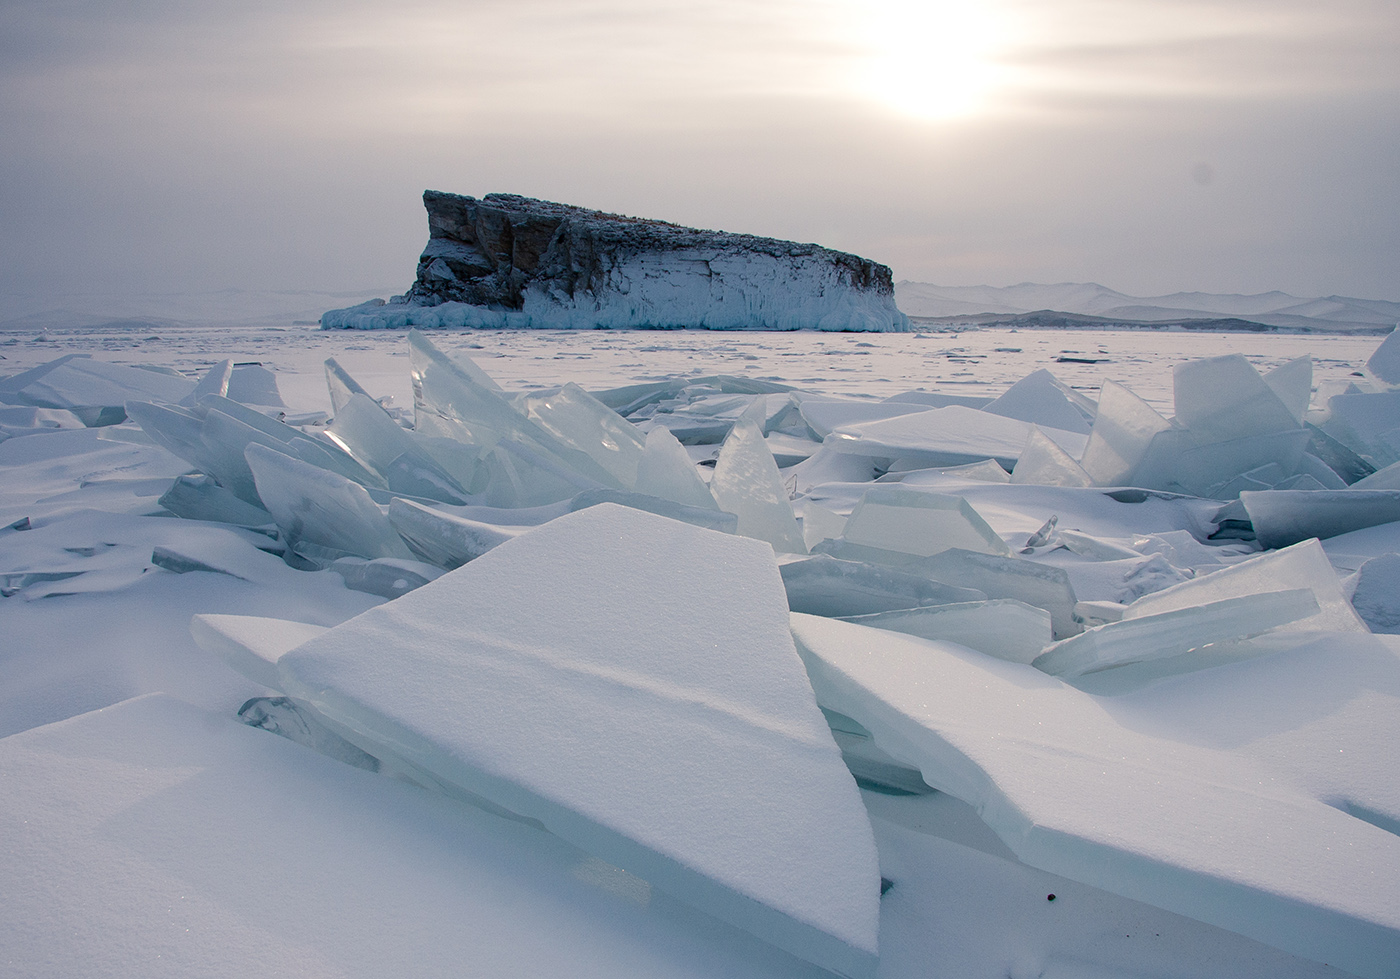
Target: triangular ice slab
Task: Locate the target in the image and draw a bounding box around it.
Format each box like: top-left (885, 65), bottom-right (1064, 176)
top-left (983, 368), bottom-right (1094, 434)
top-left (790, 613), bottom-right (1400, 979)
top-left (277, 504), bottom-right (880, 977)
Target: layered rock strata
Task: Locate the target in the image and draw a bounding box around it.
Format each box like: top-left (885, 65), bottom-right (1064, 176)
top-left (323, 191), bottom-right (909, 332)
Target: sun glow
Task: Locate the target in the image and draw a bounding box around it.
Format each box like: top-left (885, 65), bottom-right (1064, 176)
top-left (850, 0), bottom-right (1009, 121)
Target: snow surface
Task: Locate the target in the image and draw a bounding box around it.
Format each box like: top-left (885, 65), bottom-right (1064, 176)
top-left (3, 321), bottom-right (1398, 979)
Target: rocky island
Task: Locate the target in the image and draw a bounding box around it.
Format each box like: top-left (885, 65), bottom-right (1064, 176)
top-left (322, 191), bottom-right (909, 331)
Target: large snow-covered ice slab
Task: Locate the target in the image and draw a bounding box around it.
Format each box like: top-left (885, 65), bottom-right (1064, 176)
top-left (2, 694), bottom-right (845, 979)
top-left (277, 504), bottom-right (880, 977)
top-left (790, 613), bottom-right (1400, 979)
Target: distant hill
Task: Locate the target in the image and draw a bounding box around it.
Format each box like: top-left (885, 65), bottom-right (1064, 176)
top-left (895, 282), bottom-right (1400, 334)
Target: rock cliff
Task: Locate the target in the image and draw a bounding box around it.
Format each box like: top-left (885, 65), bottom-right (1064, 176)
top-left (323, 192), bottom-right (909, 332)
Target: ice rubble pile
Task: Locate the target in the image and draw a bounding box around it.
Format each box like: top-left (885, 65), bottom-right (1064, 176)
top-left (6, 327), bottom-right (1400, 977)
top-left (321, 191), bottom-right (910, 332)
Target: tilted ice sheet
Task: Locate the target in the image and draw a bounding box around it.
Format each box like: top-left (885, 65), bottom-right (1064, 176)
top-left (1, 694), bottom-right (850, 979)
top-left (830, 486), bottom-right (1010, 564)
top-left (838, 600), bottom-right (1051, 664)
top-left (790, 613), bottom-right (1400, 979)
top-left (826, 406), bottom-right (1088, 470)
top-left (1122, 538), bottom-right (1368, 633)
top-left (1033, 589), bottom-right (1318, 677)
top-left (277, 504), bottom-right (880, 977)
top-left (1241, 488), bottom-right (1400, 549)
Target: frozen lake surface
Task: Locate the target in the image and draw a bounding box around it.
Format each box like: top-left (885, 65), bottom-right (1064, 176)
top-left (3, 320), bottom-right (1398, 979)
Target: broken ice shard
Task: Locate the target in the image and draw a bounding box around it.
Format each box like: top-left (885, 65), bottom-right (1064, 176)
top-left (276, 504), bottom-right (881, 977)
top-left (912, 547), bottom-right (1081, 640)
top-left (1241, 489), bottom-right (1400, 549)
top-left (326, 393), bottom-right (469, 503)
top-left (633, 426), bottom-right (720, 511)
top-left (1032, 589), bottom-right (1318, 677)
top-left (839, 600), bottom-right (1052, 664)
top-left (708, 416), bottom-right (806, 553)
top-left (1263, 355), bottom-right (1313, 424)
top-left (983, 368), bottom-right (1094, 434)
top-left (521, 383), bottom-right (647, 490)
top-left (244, 443), bottom-right (414, 562)
top-left (1320, 392), bottom-right (1400, 469)
top-left (408, 330), bottom-right (619, 488)
top-left (324, 357), bottom-right (374, 415)
top-left (822, 486), bottom-right (1010, 566)
top-left (1173, 354), bottom-right (1301, 442)
top-left (1078, 380), bottom-right (1171, 487)
top-left (826, 405), bottom-right (1088, 471)
top-left (1009, 426), bottom-right (1092, 487)
top-left (780, 554), bottom-right (986, 618)
top-left (1365, 326), bottom-right (1400, 389)
top-left (4, 356), bottom-right (195, 425)
top-left (386, 497), bottom-right (523, 569)
top-left (1122, 538), bottom-right (1367, 634)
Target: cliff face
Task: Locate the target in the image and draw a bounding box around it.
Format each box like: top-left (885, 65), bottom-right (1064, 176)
top-left (324, 192), bottom-right (909, 332)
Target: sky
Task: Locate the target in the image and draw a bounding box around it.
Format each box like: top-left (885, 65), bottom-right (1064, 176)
top-left (1, 0), bottom-right (1398, 315)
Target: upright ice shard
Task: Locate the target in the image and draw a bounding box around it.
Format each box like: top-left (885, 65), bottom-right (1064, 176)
top-left (1078, 380), bottom-right (1171, 487)
top-left (1263, 355), bottom-right (1313, 424)
top-left (324, 357), bottom-right (375, 415)
top-left (1173, 354), bottom-right (1300, 442)
top-left (1010, 426), bottom-right (1093, 487)
top-left (1321, 392), bottom-right (1400, 469)
top-left (408, 330), bottom-right (619, 489)
top-left (983, 369), bottom-right (1095, 434)
top-left (326, 393), bottom-right (469, 503)
top-left (709, 416), bottom-right (806, 553)
top-left (245, 443), bottom-right (414, 562)
top-left (521, 383), bottom-right (647, 490)
top-left (633, 426), bottom-right (720, 510)
top-left (276, 505), bottom-right (882, 977)
top-left (1365, 326), bottom-right (1400, 389)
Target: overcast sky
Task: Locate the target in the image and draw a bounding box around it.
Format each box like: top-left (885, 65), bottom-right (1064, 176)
top-left (2, 0), bottom-right (1398, 311)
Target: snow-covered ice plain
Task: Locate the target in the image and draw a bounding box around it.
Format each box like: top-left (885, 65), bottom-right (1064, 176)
top-left (3, 318), bottom-right (1399, 979)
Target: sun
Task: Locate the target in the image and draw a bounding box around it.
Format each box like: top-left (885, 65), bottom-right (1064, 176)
top-left (850, 0), bottom-right (1008, 122)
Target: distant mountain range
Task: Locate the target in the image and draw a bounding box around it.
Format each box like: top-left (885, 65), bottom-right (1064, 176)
top-left (895, 282), bottom-right (1400, 334)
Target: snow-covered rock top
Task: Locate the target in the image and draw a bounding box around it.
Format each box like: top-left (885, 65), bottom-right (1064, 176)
top-left (323, 192), bottom-right (910, 332)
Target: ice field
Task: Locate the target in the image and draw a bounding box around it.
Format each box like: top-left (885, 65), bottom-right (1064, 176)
top-left (2, 320), bottom-right (1399, 979)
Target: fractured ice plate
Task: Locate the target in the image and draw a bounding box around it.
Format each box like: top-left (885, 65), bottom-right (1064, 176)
top-left (277, 503), bottom-right (881, 978)
top-left (790, 612), bottom-right (1400, 979)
